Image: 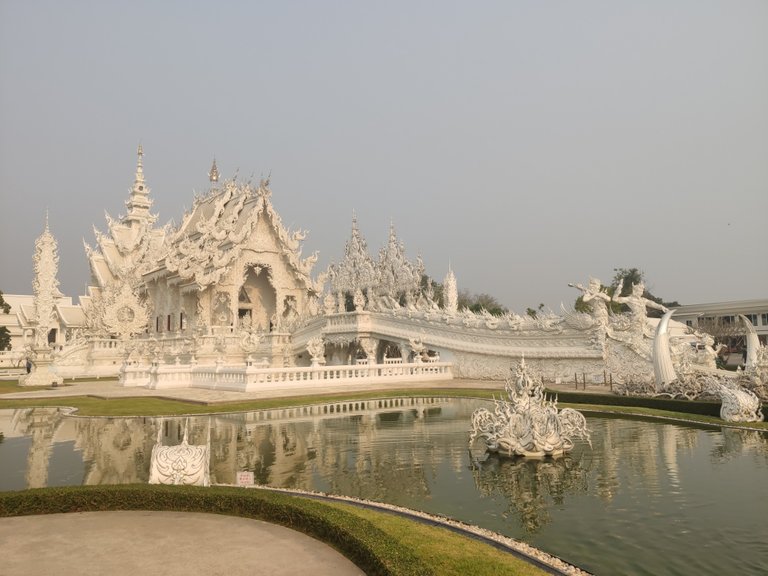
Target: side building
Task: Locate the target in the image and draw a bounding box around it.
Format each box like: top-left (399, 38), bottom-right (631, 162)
top-left (672, 299), bottom-right (768, 348)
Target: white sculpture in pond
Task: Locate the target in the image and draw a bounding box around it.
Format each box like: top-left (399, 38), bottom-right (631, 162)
top-left (149, 420), bottom-right (210, 486)
top-left (469, 359), bottom-right (591, 458)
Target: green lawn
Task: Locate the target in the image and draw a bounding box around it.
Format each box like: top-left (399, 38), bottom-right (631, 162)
top-left (1, 385), bottom-right (765, 430)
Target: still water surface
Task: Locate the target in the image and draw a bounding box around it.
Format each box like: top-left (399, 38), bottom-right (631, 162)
top-left (1, 397), bottom-right (767, 575)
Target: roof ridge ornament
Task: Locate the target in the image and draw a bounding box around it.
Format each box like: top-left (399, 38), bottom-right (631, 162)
top-left (208, 157), bottom-right (219, 183)
top-left (135, 143), bottom-right (144, 182)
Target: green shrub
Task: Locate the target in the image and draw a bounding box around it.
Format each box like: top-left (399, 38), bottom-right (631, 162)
top-left (547, 390), bottom-right (723, 417)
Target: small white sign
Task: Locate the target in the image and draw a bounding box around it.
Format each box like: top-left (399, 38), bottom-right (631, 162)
top-left (236, 471), bottom-right (254, 486)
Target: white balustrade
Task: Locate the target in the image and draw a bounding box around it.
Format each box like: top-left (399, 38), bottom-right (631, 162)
top-left (128, 360), bottom-right (452, 391)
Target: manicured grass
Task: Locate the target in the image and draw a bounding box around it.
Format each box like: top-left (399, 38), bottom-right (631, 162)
top-left (565, 403), bottom-right (768, 430)
top-left (336, 502), bottom-right (548, 576)
top-left (0, 387), bottom-right (503, 417)
top-left (0, 485), bottom-right (550, 576)
top-left (1, 386), bottom-right (765, 430)
top-left (0, 380), bottom-right (22, 394)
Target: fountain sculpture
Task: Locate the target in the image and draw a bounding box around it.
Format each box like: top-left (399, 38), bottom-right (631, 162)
top-left (469, 359), bottom-right (591, 458)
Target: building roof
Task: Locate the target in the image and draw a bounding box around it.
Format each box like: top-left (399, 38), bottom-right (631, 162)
top-left (672, 299), bottom-right (768, 316)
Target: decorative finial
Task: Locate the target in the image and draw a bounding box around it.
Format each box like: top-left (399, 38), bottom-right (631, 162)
top-left (208, 157), bottom-right (219, 183)
top-left (135, 143), bottom-right (145, 183)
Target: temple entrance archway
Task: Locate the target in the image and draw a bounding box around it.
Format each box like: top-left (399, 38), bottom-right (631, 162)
top-left (239, 266), bottom-right (276, 331)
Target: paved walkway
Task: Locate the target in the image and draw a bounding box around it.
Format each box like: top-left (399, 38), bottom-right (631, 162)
top-left (0, 511), bottom-right (364, 576)
top-left (0, 377), bottom-right (610, 404)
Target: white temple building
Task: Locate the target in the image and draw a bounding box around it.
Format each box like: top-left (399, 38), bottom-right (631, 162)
top-left (6, 146), bottom-right (765, 396)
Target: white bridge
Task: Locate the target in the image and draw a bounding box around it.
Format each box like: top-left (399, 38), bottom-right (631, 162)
top-left (121, 357), bottom-right (452, 391)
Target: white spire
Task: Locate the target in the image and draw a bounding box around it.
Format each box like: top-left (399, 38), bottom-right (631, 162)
top-left (124, 143), bottom-right (154, 225)
top-left (208, 157), bottom-right (219, 183)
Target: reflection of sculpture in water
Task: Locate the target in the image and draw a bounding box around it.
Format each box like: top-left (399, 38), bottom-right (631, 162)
top-left (471, 454), bottom-right (588, 533)
top-left (710, 427), bottom-right (768, 463)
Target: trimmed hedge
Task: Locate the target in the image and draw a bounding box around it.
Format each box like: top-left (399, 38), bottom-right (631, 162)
top-left (546, 390), bottom-right (724, 418)
top-left (0, 485), bottom-right (434, 576)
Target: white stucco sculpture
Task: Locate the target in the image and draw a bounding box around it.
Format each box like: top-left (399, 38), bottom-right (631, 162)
top-left (612, 280), bottom-right (668, 337)
top-left (652, 310), bottom-right (677, 390)
top-left (19, 217), bottom-right (64, 387)
top-left (469, 359), bottom-right (591, 458)
top-left (149, 419), bottom-right (210, 486)
top-left (568, 278), bottom-right (611, 328)
top-left (652, 310), bottom-right (763, 422)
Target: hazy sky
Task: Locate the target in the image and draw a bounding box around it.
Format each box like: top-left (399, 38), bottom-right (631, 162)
top-left (1, 1), bottom-right (766, 312)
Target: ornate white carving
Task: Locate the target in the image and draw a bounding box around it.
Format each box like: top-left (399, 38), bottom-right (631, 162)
top-left (238, 319), bottom-right (264, 354)
top-left (306, 337), bottom-right (325, 365)
top-left (31, 217), bottom-right (62, 348)
top-left (652, 310), bottom-right (677, 390)
top-left (149, 420), bottom-right (210, 486)
top-left (612, 280), bottom-right (668, 338)
top-left (99, 282), bottom-right (151, 339)
top-left (443, 267), bottom-right (458, 315)
top-left (711, 380), bottom-right (763, 423)
top-left (568, 278), bottom-right (610, 329)
top-left (469, 359), bottom-right (591, 458)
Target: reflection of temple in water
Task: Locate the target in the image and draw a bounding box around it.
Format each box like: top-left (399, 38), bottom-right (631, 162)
top-left (587, 416), bottom-right (701, 500)
top-left (10, 408), bottom-right (64, 488)
top-left (711, 427), bottom-right (768, 464)
top-left (0, 397), bottom-right (466, 494)
top-left (4, 401), bottom-right (766, 530)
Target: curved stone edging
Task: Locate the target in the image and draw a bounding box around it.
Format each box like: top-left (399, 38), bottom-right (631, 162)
top-left (237, 484), bottom-right (592, 576)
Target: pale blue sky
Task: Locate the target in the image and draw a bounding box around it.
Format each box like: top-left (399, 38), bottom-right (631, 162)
top-left (1, 0), bottom-right (766, 311)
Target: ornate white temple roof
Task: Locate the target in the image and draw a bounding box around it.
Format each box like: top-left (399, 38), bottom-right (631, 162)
top-left (156, 177), bottom-right (319, 292)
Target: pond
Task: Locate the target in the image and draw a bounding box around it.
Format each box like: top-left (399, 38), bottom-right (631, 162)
top-left (1, 397), bottom-right (767, 575)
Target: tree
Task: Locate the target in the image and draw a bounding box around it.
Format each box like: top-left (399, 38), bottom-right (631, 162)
top-left (0, 290), bottom-right (10, 351)
top-left (525, 303), bottom-right (545, 318)
top-left (610, 268), bottom-right (680, 318)
top-left (572, 268), bottom-right (680, 318)
top-left (458, 289), bottom-right (508, 316)
top-left (0, 291), bottom-right (9, 314)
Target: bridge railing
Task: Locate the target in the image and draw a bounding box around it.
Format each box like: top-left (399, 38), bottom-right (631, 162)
top-left (121, 360), bottom-right (453, 391)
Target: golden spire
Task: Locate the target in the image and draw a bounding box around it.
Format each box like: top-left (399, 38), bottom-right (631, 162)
top-left (208, 157), bottom-right (219, 183)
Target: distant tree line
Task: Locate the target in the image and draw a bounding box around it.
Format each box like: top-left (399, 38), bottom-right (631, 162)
top-left (0, 290), bottom-right (11, 351)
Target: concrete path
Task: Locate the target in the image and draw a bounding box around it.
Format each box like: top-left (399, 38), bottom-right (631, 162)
top-left (0, 376), bottom-right (611, 405)
top-left (0, 377), bottom-right (510, 404)
top-left (0, 511), bottom-right (364, 576)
